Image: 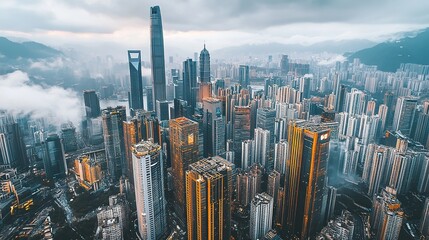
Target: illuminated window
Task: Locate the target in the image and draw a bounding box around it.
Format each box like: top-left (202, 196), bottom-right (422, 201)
top-left (188, 133), bottom-right (194, 145)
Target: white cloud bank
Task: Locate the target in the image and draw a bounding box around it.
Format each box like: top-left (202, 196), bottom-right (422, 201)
top-left (0, 71), bottom-right (82, 127)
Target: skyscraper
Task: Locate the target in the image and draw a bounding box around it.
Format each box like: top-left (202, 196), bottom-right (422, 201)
top-left (123, 118), bottom-right (142, 183)
top-left (239, 65), bottom-right (250, 88)
top-left (0, 113), bottom-right (27, 170)
top-left (96, 194), bottom-right (128, 240)
top-left (199, 44), bottom-right (210, 84)
top-left (186, 156), bottom-right (234, 240)
top-left (241, 139), bottom-right (255, 169)
top-left (132, 141), bottom-right (167, 240)
top-left (156, 100), bottom-right (170, 121)
top-left (183, 58), bottom-right (197, 113)
top-left (280, 55), bottom-right (289, 75)
top-left (274, 140), bottom-right (288, 175)
top-left (236, 164), bottom-right (263, 207)
top-left (83, 90), bottom-right (101, 118)
top-left (267, 170), bottom-right (281, 206)
top-left (256, 108), bottom-right (276, 144)
top-left (371, 187), bottom-right (403, 240)
top-left (199, 45), bottom-right (212, 100)
top-left (169, 117), bottom-right (199, 225)
top-left (42, 134), bottom-right (67, 179)
top-left (420, 198), bottom-right (429, 238)
top-left (254, 128), bottom-right (270, 169)
top-left (233, 106), bottom-right (251, 166)
top-left (128, 50), bottom-right (144, 115)
top-left (202, 98), bottom-right (225, 157)
top-left (102, 106), bottom-right (126, 180)
top-left (145, 86), bottom-right (154, 111)
top-left (392, 97), bottom-right (418, 135)
top-left (249, 192), bottom-right (274, 240)
top-left (60, 123), bottom-right (77, 153)
top-left (299, 76), bottom-right (311, 99)
top-left (282, 120), bottom-right (330, 239)
top-left (412, 102), bottom-right (429, 146)
top-left (150, 6), bottom-right (166, 111)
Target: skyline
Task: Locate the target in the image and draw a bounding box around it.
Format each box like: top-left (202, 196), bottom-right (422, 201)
top-left (0, 2), bottom-right (429, 239)
top-left (1, 1), bottom-right (429, 57)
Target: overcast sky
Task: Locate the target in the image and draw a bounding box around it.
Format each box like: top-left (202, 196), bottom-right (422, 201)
top-left (1, 0), bottom-right (428, 57)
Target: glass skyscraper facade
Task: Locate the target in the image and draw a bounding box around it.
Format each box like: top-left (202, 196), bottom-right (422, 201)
top-left (43, 134), bottom-right (67, 179)
top-left (128, 50), bottom-right (144, 115)
top-left (132, 141), bottom-right (167, 240)
top-left (102, 106), bottom-right (126, 181)
top-left (150, 6), bottom-right (166, 112)
top-left (283, 120), bottom-right (330, 239)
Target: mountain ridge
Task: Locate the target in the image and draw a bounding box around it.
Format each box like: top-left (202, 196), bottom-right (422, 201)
top-left (348, 28), bottom-right (429, 72)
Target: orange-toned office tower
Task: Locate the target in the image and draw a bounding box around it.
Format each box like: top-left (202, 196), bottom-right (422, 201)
top-left (123, 118), bottom-right (142, 183)
top-left (282, 120), bottom-right (330, 239)
top-left (186, 156), bottom-right (234, 240)
top-left (169, 117), bottom-right (199, 226)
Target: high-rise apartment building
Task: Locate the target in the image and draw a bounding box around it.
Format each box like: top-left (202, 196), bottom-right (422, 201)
top-left (249, 192), bottom-right (274, 240)
top-left (236, 164), bottom-right (263, 207)
top-left (241, 139), bottom-right (255, 169)
top-left (96, 194), bottom-right (128, 240)
top-left (274, 140), bottom-right (288, 175)
top-left (254, 128), bottom-right (271, 169)
top-left (371, 187), bottom-right (403, 240)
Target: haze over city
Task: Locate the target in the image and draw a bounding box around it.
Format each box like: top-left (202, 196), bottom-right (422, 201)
top-left (0, 1), bottom-right (429, 240)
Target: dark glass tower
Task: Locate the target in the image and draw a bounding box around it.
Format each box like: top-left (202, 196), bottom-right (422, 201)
top-left (183, 58), bottom-right (197, 113)
top-left (239, 65), bottom-right (250, 88)
top-left (83, 90), bottom-right (101, 118)
top-left (0, 113), bottom-right (28, 170)
top-left (199, 44), bottom-right (210, 83)
top-left (199, 45), bottom-right (212, 100)
top-left (128, 50), bottom-right (144, 115)
top-left (102, 106), bottom-right (126, 181)
top-left (43, 134), bottom-right (67, 179)
top-left (150, 6), bottom-right (166, 111)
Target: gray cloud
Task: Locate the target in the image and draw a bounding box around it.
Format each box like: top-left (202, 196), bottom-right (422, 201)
top-left (0, 71), bottom-right (83, 127)
top-left (56, 0), bottom-right (429, 31)
top-left (2, 0), bottom-right (429, 34)
top-left (0, 0), bottom-right (428, 55)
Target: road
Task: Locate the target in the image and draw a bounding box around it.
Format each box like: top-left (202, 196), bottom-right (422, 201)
top-left (352, 213), bottom-right (365, 240)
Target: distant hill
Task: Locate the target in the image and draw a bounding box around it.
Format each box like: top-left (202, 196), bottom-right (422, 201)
top-left (348, 28), bottom-right (429, 72)
top-left (0, 37), bottom-right (61, 60)
top-left (212, 39), bottom-right (376, 58)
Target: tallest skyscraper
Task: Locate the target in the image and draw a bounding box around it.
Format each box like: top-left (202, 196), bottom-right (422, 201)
top-left (150, 6), bottom-right (166, 112)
